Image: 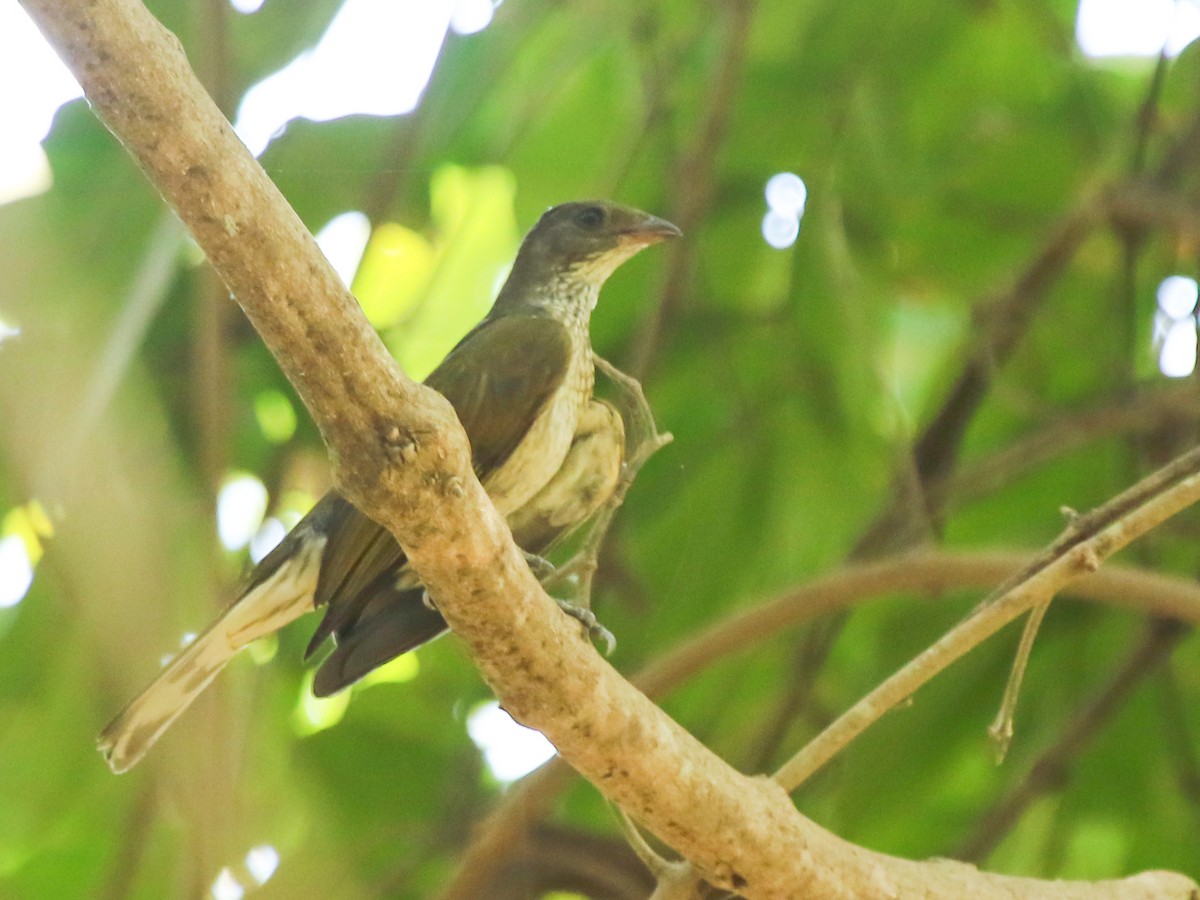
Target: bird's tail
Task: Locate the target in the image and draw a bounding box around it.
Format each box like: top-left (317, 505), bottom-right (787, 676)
top-left (97, 536), bottom-right (324, 774)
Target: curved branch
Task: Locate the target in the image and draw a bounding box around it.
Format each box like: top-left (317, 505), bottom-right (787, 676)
top-left (441, 551), bottom-right (1200, 897)
top-left (937, 381), bottom-right (1200, 514)
top-left (775, 449), bottom-right (1200, 793)
top-left (634, 551), bottom-right (1200, 697)
top-left (24, 2), bottom-right (1198, 898)
top-left (955, 619), bottom-right (1190, 863)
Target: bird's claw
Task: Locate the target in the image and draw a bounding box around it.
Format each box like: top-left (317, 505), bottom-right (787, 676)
top-left (555, 599), bottom-right (616, 655)
top-left (426, 563), bottom-right (613, 653)
top-left (523, 550), bottom-right (556, 579)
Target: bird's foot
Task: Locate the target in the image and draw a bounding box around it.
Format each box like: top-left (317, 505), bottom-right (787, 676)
top-left (556, 599), bottom-right (616, 656)
top-left (523, 550), bottom-right (556, 579)
top-left (421, 589), bottom-right (439, 612)
top-left (543, 555), bottom-right (594, 592)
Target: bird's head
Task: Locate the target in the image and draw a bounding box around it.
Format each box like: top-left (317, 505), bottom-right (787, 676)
top-left (511, 201), bottom-right (681, 290)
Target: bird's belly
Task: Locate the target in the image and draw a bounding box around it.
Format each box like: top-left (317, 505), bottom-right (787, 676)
top-left (484, 391), bottom-right (579, 516)
top-left (483, 355), bottom-right (592, 516)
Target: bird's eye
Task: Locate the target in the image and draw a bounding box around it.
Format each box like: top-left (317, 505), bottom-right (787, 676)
top-left (575, 206), bottom-right (605, 229)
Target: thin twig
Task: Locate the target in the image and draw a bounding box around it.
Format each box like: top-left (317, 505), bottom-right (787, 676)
top-left (495, 824), bottom-right (659, 900)
top-left (774, 449), bottom-right (1200, 794)
top-left (57, 212), bottom-right (185, 479)
top-left (957, 620), bottom-right (1190, 863)
top-left (1128, 48), bottom-right (1169, 190)
top-left (988, 597), bottom-right (1052, 762)
top-left (439, 550), bottom-right (1200, 898)
top-left (1156, 662), bottom-right (1200, 813)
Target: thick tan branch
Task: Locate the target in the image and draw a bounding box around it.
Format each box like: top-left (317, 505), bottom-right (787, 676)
top-left (23, 2), bottom-right (1198, 897)
top-left (443, 551), bottom-right (1200, 897)
top-left (20, 0), bottom-right (443, 504)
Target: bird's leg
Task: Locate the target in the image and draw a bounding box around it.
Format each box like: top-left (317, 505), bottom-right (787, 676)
top-left (545, 356), bottom-right (673, 610)
top-left (525, 546), bottom-right (609, 649)
top-left (541, 553), bottom-right (597, 593)
top-left (523, 550), bottom-right (556, 579)
top-left (594, 355), bottom-right (674, 471)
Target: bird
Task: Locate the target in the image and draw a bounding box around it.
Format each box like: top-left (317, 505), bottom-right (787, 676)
top-left (97, 200), bottom-right (679, 773)
top-left (311, 396), bottom-right (625, 697)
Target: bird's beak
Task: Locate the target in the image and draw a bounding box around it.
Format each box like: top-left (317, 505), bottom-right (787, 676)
top-left (617, 213), bottom-right (682, 246)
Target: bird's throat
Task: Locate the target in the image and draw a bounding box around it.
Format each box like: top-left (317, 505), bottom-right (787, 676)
top-left (542, 277), bottom-right (600, 335)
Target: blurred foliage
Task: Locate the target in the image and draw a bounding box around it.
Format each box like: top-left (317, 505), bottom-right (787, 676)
top-left (2, 0), bottom-right (1200, 897)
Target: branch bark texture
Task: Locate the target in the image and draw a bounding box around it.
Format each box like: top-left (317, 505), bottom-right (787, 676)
top-left (441, 552), bottom-right (1200, 898)
top-left (22, 1), bottom-right (1199, 897)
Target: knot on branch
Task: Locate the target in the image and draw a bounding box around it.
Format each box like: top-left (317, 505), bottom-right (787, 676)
top-left (331, 383), bottom-right (475, 538)
top-left (382, 423), bottom-right (420, 464)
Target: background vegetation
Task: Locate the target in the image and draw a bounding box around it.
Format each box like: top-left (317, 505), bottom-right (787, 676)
top-left (2, 0), bottom-right (1199, 896)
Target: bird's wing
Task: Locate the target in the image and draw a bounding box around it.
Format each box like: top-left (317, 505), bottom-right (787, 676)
top-left (507, 398), bottom-right (625, 552)
top-left (313, 397), bottom-right (622, 697)
top-left (304, 312), bottom-right (574, 660)
top-left (426, 311), bottom-right (574, 477)
top-left (311, 586), bottom-right (448, 697)
top-left (303, 496), bottom-right (408, 659)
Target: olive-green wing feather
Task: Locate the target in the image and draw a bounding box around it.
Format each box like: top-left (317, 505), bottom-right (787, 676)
top-left (312, 399), bottom-right (622, 697)
top-left (426, 312), bottom-right (574, 478)
top-left (304, 312), bottom-right (573, 659)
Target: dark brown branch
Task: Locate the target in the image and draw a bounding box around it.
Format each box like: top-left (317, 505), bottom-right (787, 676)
top-left (917, 198), bottom-right (1107, 496)
top-left (742, 637), bottom-right (828, 774)
top-left (1153, 80), bottom-right (1200, 184)
top-left (628, 0), bottom-right (756, 381)
top-left (494, 824), bottom-right (657, 900)
top-left (858, 174), bottom-right (1200, 562)
top-left (1109, 182), bottom-right (1200, 240)
top-left (1157, 663), bottom-right (1200, 812)
top-left (938, 381), bottom-right (1200, 513)
top-left (1128, 50), bottom-right (1169, 173)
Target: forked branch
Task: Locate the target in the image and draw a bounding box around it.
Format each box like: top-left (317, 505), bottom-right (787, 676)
top-left (21, 1), bottom-right (1199, 897)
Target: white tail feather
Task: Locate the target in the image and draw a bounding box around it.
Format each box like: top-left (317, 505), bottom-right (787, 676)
top-left (98, 537), bottom-right (324, 773)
